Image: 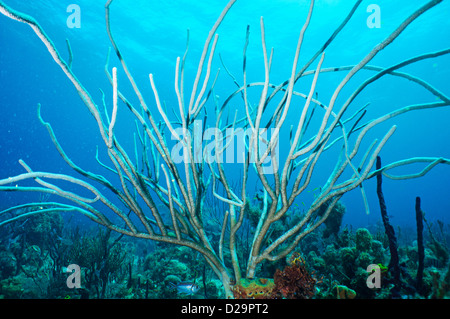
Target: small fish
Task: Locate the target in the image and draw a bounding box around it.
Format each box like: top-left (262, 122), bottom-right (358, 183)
top-left (170, 281), bottom-right (200, 295)
top-left (30, 245), bottom-right (41, 253)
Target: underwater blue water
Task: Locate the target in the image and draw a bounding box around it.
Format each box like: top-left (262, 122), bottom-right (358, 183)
top-left (0, 0), bottom-right (449, 235)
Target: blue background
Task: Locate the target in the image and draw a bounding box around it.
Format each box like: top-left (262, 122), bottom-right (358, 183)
top-left (0, 0), bottom-right (449, 234)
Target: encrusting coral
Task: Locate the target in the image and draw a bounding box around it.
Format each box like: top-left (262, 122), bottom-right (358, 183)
top-left (271, 253), bottom-right (318, 299)
top-left (231, 252), bottom-right (319, 299)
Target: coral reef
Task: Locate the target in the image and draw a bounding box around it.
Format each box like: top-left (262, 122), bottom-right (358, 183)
top-left (0, 206), bottom-right (449, 299)
top-left (68, 228), bottom-right (128, 298)
top-left (1, 0), bottom-right (449, 299)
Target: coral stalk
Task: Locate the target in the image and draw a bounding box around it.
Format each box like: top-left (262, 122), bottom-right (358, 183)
top-left (1, 0), bottom-right (449, 298)
top-left (376, 156), bottom-right (401, 296)
top-left (415, 196), bottom-right (425, 293)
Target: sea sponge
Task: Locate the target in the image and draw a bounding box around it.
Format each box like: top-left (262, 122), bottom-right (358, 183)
top-left (356, 251), bottom-right (374, 269)
top-left (339, 247), bottom-right (357, 276)
top-left (335, 284), bottom-right (356, 299)
top-left (0, 276), bottom-right (25, 298)
top-left (355, 228), bottom-right (372, 252)
top-left (322, 244), bottom-right (338, 265)
top-left (231, 278), bottom-right (275, 299)
top-left (0, 251), bottom-right (17, 279)
top-left (371, 240), bottom-right (385, 264)
top-left (307, 251), bottom-right (326, 273)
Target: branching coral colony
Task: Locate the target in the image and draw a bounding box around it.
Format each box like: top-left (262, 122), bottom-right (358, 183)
top-left (0, 0), bottom-right (449, 298)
